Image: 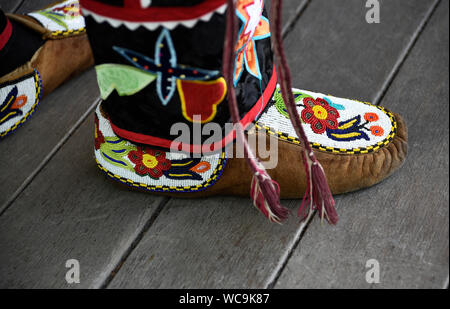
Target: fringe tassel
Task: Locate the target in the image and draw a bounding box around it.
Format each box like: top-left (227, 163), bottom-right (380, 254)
top-left (298, 150), bottom-right (338, 224)
top-left (251, 168), bottom-right (289, 224)
top-left (223, 0), bottom-right (289, 223)
top-left (270, 0), bottom-right (338, 225)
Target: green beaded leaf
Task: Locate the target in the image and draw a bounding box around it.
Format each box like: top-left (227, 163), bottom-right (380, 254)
top-left (95, 64), bottom-right (157, 100)
top-left (274, 87), bottom-right (313, 119)
top-left (99, 136), bottom-right (136, 172)
top-left (38, 11), bottom-right (69, 29)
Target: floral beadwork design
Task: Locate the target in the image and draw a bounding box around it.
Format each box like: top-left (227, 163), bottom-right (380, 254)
top-left (128, 148), bottom-right (171, 179)
top-left (98, 135), bottom-right (136, 171)
top-left (272, 87), bottom-right (388, 142)
top-left (53, 1), bottom-right (81, 17)
top-left (36, 0), bottom-right (81, 30)
top-left (274, 88), bottom-right (312, 118)
top-left (27, 0), bottom-right (85, 35)
top-left (326, 112), bottom-right (386, 142)
top-left (95, 114), bottom-right (214, 182)
top-left (300, 97), bottom-right (340, 134)
top-left (0, 86), bottom-right (27, 125)
top-left (326, 115), bottom-right (369, 141)
top-left (165, 158), bottom-right (211, 181)
top-left (257, 86), bottom-right (396, 154)
top-left (0, 70), bottom-right (42, 139)
top-left (370, 125), bottom-right (384, 137)
top-left (364, 112), bottom-right (379, 122)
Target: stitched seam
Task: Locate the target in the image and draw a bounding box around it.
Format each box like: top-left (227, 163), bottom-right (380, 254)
top-left (50, 27), bottom-right (86, 37)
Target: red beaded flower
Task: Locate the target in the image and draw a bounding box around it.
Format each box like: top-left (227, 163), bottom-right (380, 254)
top-left (370, 125), bottom-right (384, 137)
top-left (128, 148), bottom-right (171, 179)
top-left (301, 97), bottom-right (340, 134)
top-left (364, 112), bottom-right (379, 122)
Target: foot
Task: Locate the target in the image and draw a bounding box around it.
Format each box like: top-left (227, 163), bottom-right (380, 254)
top-left (94, 86), bottom-right (408, 198)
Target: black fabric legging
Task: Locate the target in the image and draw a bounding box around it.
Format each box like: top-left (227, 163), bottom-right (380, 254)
top-left (0, 9), bottom-right (44, 77)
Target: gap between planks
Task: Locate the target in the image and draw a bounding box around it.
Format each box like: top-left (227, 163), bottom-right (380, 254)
top-left (0, 98), bottom-right (100, 216)
top-left (5, 0), bottom-right (24, 13)
top-left (265, 210), bottom-right (315, 289)
top-left (98, 198), bottom-right (170, 289)
top-left (9, 0), bottom-right (23, 13)
top-left (372, 0), bottom-right (442, 105)
top-left (282, 0), bottom-right (311, 39)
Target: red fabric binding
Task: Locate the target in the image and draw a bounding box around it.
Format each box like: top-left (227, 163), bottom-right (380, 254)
top-left (0, 17), bottom-right (12, 51)
top-left (109, 65), bottom-right (277, 154)
top-left (79, 0), bottom-right (227, 22)
top-left (123, 0), bottom-right (143, 9)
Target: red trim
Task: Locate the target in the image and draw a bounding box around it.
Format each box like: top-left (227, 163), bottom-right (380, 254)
top-left (80, 0), bottom-right (226, 22)
top-left (123, 0), bottom-right (143, 9)
top-left (110, 65), bottom-right (277, 154)
top-left (0, 17), bottom-right (12, 51)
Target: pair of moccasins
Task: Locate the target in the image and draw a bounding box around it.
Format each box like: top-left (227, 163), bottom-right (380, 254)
top-left (0, 0), bottom-right (408, 223)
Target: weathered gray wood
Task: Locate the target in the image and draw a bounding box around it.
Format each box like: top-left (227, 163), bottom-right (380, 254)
top-left (284, 0), bottom-right (437, 101)
top-left (14, 0), bottom-right (52, 13)
top-left (266, 0), bottom-right (309, 34)
top-left (0, 0), bottom-right (97, 208)
top-left (275, 0), bottom-right (449, 289)
top-left (0, 117), bottom-right (166, 288)
top-left (0, 0), bottom-right (22, 13)
top-left (107, 0), bottom-right (437, 288)
top-left (115, 198), bottom-right (309, 289)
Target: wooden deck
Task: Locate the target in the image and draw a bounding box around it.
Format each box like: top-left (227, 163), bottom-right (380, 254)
top-left (0, 0), bottom-right (448, 289)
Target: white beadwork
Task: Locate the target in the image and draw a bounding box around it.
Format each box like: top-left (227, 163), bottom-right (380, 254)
top-left (28, 0), bottom-right (85, 33)
top-left (0, 72), bottom-right (40, 136)
top-left (95, 104), bottom-right (226, 192)
top-left (257, 87), bottom-right (395, 151)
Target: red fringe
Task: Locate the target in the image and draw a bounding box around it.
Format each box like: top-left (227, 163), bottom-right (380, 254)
top-left (251, 173), bottom-right (289, 224)
top-left (297, 155), bottom-right (338, 225)
top-left (223, 0), bottom-right (288, 223)
top-left (311, 162), bottom-right (338, 224)
top-left (222, 0), bottom-right (338, 225)
top-left (270, 0), bottom-right (338, 225)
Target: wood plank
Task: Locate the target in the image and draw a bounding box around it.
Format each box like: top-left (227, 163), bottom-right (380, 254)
top-left (0, 117), bottom-right (166, 288)
top-left (0, 0), bottom-right (22, 13)
top-left (284, 0), bottom-right (436, 101)
top-left (0, 70), bottom-right (98, 209)
top-left (107, 0), bottom-right (436, 288)
top-left (14, 0), bottom-right (52, 13)
top-left (265, 0), bottom-right (309, 34)
top-left (0, 0), bottom-right (96, 208)
top-left (275, 0), bottom-right (449, 289)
